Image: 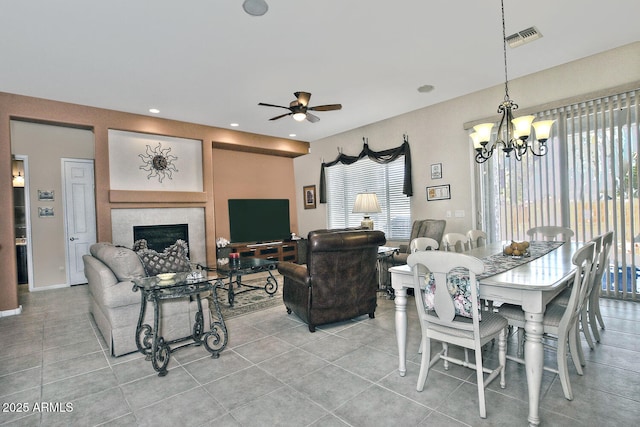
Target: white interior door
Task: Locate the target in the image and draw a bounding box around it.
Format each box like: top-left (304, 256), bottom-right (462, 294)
top-left (63, 159), bottom-right (96, 285)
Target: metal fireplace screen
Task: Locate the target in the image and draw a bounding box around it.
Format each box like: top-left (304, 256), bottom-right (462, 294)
top-left (133, 223), bottom-right (189, 252)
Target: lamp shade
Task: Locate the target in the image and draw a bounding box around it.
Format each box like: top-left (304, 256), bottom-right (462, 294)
top-left (352, 193), bottom-right (381, 214)
top-left (532, 119), bottom-right (556, 142)
top-left (473, 123), bottom-right (495, 144)
top-left (511, 115), bottom-right (535, 140)
top-left (469, 132), bottom-right (483, 149)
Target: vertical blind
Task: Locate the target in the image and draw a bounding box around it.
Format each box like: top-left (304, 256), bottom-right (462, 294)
top-left (325, 156), bottom-right (411, 239)
top-left (476, 89), bottom-right (639, 300)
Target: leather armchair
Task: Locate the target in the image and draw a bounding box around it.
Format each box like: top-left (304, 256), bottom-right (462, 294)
top-left (277, 228), bottom-right (386, 332)
top-left (392, 219), bottom-right (446, 265)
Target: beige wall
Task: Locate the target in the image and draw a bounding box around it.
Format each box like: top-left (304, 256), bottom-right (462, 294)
top-left (294, 42), bottom-right (640, 241)
top-left (11, 121), bottom-right (94, 289)
top-left (212, 149), bottom-right (298, 241)
top-left (0, 92), bottom-right (309, 312)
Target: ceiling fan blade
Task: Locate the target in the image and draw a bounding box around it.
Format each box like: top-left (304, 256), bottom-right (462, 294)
top-left (269, 112), bottom-right (292, 121)
top-left (306, 113), bottom-right (320, 123)
top-left (294, 91), bottom-right (311, 107)
top-left (309, 104), bottom-right (342, 111)
top-left (258, 102), bottom-right (290, 110)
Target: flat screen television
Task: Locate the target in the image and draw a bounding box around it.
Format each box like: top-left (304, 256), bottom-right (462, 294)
top-left (228, 199), bottom-right (291, 243)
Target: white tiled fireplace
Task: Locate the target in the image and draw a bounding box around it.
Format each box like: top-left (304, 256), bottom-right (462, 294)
top-left (110, 208), bottom-right (206, 265)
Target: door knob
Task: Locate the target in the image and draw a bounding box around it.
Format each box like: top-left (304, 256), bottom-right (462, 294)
top-left (69, 237), bottom-right (77, 241)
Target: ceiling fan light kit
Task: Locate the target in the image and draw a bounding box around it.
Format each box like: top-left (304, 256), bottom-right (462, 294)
top-left (258, 91), bottom-right (342, 123)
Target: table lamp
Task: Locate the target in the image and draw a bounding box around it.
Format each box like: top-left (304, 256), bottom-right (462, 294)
top-left (352, 192), bottom-right (381, 230)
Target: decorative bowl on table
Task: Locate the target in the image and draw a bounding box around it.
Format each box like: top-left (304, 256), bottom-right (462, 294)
top-left (156, 272), bottom-right (177, 285)
top-left (503, 241), bottom-right (531, 258)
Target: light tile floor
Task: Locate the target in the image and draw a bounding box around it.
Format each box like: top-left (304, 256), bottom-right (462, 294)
top-left (1, 285), bottom-right (639, 426)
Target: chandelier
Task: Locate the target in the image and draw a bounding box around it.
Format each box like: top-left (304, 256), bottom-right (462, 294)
top-left (470, 0), bottom-right (555, 164)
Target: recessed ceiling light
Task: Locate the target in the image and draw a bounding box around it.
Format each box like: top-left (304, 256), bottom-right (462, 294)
top-left (230, 123), bottom-right (239, 127)
top-left (417, 85), bottom-right (435, 93)
top-left (289, 134), bottom-right (297, 137)
top-left (149, 108), bottom-right (160, 114)
top-left (243, 0), bottom-right (268, 16)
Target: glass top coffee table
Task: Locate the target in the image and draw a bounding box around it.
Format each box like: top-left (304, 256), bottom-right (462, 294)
top-left (132, 271), bottom-right (228, 376)
top-left (200, 257), bottom-right (279, 307)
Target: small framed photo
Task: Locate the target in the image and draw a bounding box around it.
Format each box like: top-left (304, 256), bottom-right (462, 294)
top-left (38, 207), bottom-right (55, 217)
top-left (431, 163), bottom-right (442, 179)
top-left (303, 185), bottom-right (317, 209)
top-left (426, 184), bottom-right (451, 201)
top-left (38, 190), bottom-right (55, 201)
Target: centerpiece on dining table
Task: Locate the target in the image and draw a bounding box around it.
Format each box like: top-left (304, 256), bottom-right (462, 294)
top-left (503, 240), bottom-right (530, 258)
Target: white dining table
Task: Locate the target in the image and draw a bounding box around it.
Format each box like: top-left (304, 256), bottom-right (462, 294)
top-left (390, 241), bottom-right (580, 427)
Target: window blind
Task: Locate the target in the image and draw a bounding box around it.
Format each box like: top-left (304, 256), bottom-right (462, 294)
top-left (476, 89), bottom-right (639, 300)
top-left (325, 156), bottom-right (411, 239)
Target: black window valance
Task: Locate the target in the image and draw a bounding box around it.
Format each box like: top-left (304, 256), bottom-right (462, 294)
top-left (319, 136), bottom-right (412, 203)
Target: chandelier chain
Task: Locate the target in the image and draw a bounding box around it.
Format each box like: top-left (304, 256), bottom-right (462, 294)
top-left (501, 0), bottom-right (510, 102)
top-left (470, 0), bottom-right (555, 163)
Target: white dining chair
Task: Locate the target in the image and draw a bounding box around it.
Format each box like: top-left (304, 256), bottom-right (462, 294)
top-left (407, 250), bottom-right (508, 419)
top-left (552, 231), bottom-right (613, 351)
top-left (498, 241), bottom-right (596, 401)
top-left (588, 231), bottom-right (614, 342)
top-left (442, 232), bottom-right (468, 252)
top-left (467, 229), bottom-right (487, 249)
top-left (410, 237), bottom-right (440, 355)
top-left (552, 235), bottom-right (602, 351)
top-left (577, 235), bottom-right (603, 352)
top-left (410, 237), bottom-right (439, 252)
top-left (526, 226), bottom-right (574, 242)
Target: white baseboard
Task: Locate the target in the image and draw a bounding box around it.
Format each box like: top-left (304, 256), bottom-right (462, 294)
top-left (30, 283), bottom-right (70, 292)
top-left (0, 305), bottom-right (23, 318)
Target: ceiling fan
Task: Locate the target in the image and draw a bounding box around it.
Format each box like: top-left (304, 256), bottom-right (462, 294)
top-left (258, 91), bottom-right (342, 123)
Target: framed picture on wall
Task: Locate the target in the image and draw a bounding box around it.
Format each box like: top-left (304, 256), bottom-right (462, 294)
top-left (38, 190), bottom-right (55, 201)
top-left (38, 207), bottom-right (54, 217)
top-left (430, 163), bottom-right (442, 179)
top-left (426, 184), bottom-right (451, 201)
top-left (303, 185), bottom-right (317, 209)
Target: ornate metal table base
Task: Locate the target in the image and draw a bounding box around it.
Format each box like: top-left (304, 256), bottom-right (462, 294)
top-left (222, 268), bottom-right (278, 307)
top-left (201, 258), bottom-right (279, 307)
top-left (133, 274), bottom-right (228, 376)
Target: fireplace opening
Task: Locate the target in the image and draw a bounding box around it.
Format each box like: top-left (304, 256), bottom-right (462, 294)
top-left (133, 223), bottom-right (189, 252)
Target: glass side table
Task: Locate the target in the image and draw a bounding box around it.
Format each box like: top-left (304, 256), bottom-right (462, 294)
top-left (132, 271), bottom-right (228, 376)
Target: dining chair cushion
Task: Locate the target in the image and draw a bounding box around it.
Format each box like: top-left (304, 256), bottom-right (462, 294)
top-left (425, 310), bottom-right (505, 338)
top-left (500, 302), bottom-right (566, 328)
top-left (422, 272), bottom-right (481, 320)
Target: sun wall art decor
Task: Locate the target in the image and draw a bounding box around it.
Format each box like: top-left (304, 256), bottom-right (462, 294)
top-left (139, 142), bottom-right (178, 182)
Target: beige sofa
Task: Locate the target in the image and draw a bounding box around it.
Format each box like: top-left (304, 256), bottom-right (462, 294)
top-left (83, 242), bottom-right (209, 357)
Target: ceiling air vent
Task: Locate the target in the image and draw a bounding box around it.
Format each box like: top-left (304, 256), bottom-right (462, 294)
top-left (506, 26), bottom-right (542, 48)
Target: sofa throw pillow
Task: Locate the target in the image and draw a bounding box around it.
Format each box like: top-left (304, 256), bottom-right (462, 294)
top-left (132, 239), bottom-right (148, 252)
top-left (422, 272), bottom-right (481, 320)
top-left (90, 242), bottom-right (146, 282)
top-left (136, 239), bottom-right (191, 276)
